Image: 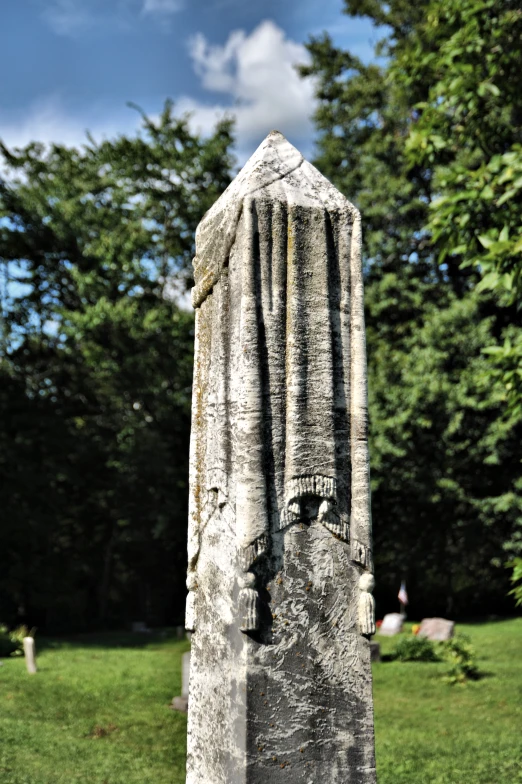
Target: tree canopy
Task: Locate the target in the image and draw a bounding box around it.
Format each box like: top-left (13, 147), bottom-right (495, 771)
top-left (302, 0), bottom-right (522, 615)
top-left (0, 104), bottom-right (234, 630)
top-left (1, 1), bottom-right (521, 629)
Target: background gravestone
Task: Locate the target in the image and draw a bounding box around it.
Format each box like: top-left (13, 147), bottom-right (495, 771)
top-left (419, 618), bottom-right (455, 642)
top-left (171, 650), bottom-right (191, 713)
top-left (379, 613), bottom-right (404, 636)
top-left (184, 131), bottom-right (376, 784)
top-left (23, 637), bottom-right (37, 674)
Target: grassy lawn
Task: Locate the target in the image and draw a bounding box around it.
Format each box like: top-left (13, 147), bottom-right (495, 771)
top-left (374, 618), bottom-right (522, 784)
top-left (0, 620), bottom-right (521, 783)
top-left (0, 631), bottom-right (190, 784)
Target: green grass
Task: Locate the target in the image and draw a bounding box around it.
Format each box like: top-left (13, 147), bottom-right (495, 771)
top-left (0, 631), bottom-right (190, 784)
top-left (374, 619), bottom-right (522, 783)
top-left (0, 621), bottom-right (521, 783)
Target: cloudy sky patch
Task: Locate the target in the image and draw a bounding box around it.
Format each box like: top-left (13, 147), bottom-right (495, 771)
top-left (2, 1), bottom-right (382, 160)
top-left (177, 21), bottom-right (316, 159)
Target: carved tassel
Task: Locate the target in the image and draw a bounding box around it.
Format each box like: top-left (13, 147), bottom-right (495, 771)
top-left (238, 572), bottom-right (258, 632)
top-left (185, 573), bottom-right (198, 632)
top-left (352, 538), bottom-right (373, 571)
top-left (358, 573), bottom-right (376, 636)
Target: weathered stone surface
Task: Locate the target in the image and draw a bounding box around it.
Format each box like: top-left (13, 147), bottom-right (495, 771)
top-left (378, 613), bottom-right (404, 636)
top-left (185, 131), bottom-right (375, 783)
top-left (419, 617), bottom-right (455, 641)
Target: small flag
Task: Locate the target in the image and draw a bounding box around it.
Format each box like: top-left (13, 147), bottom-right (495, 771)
top-left (398, 581), bottom-right (409, 606)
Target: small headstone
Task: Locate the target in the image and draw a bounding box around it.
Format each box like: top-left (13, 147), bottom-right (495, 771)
top-left (369, 642), bottom-right (381, 662)
top-left (378, 613), bottom-right (404, 636)
top-left (23, 637), bottom-right (37, 674)
top-left (419, 617), bottom-right (455, 641)
top-left (171, 650), bottom-right (191, 713)
top-left (181, 651), bottom-right (191, 697)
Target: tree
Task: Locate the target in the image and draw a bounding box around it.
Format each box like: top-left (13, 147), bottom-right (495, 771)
top-left (302, 0), bottom-right (522, 615)
top-left (396, 0), bottom-right (522, 422)
top-left (0, 103), bottom-right (234, 630)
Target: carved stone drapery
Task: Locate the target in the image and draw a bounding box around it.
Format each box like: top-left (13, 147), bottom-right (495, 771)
top-left (185, 131), bottom-right (375, 784)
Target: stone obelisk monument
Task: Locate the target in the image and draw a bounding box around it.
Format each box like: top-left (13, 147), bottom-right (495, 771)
top-left (185, 131), bottom-right (376, 783)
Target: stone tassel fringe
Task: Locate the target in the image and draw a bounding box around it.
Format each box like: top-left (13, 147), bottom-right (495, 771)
top-left (238, 572), bottom-right (258, 632)
top-left (358, 573), bottom-right (376, 636)
top-left (286, 475), bottom-right (337, 503)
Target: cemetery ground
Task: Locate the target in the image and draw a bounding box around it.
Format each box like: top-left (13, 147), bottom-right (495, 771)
top-left (0, 620), bottom-right (520, 784)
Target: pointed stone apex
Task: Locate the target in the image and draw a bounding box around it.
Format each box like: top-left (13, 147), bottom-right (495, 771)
top-left (198, 130), bottom-right (354, 236)
top-left (237, 130), bottom-right (304, 191)
top-left (193, 129), bottom-right (358, 309)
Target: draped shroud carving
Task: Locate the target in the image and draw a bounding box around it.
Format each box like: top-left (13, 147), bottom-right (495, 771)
top-left (186, 132), bottom-right (372, 632)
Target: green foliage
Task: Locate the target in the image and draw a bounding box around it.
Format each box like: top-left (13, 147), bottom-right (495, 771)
top-left (394, 0), bottom-right (522, 417)
top-left (389, 634), bottom-right (439, 662)
top-left (0, 626), bottom-right (18, 658)
top-left (0, 624), bottom-right (34, 657)
top-left (399, 1), bottom-right (522, 299)
top-left (482, 327), bottom-right (522, 421)
top-left (387, 630), bottom-right (481, 682)
top-left (304, 0), bottom-right (522, 614)
top-left (0, 103), bottom-right (234, 630)
top-left (439, 634), bottom-right (481, 684)
top-left (508, 557), bottom-right (522, 607)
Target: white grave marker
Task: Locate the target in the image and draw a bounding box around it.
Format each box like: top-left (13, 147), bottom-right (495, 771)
top-left (23, 636), bottom-right (37, 674)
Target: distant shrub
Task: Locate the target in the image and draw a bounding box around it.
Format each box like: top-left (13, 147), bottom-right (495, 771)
top-left (389, 635), bottom-right (440, 662)
top-left (0, 624), bottom-right (35, 658)
top-left (439, 635), bottom-right (481, 684)
top-left (386, 628), bottom-right (483, 684)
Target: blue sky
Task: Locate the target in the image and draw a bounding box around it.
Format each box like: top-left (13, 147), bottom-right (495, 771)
top-left (1, 0), bottom-right (382, 162)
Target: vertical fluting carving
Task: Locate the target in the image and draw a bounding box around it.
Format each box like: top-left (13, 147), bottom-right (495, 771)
top-left (185, 131), bottom-right (375, 784)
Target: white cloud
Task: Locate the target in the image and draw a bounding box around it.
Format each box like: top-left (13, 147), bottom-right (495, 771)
top-left (43, 0), bottom-right (96, 36)
top-left (1, 21), bottom-right (317, 164)
top-left (180, 21), bottom-right (317, 160)
top-left (41, 0), bottom-right (181, 37)
top-left (0, 96), bottom-right (141, 152)
top-left (142, 0), bottom-right (184, 14)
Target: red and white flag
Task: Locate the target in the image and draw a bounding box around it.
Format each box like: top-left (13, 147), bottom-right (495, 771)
top-left (398, 581), bottom-right (409, 605)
